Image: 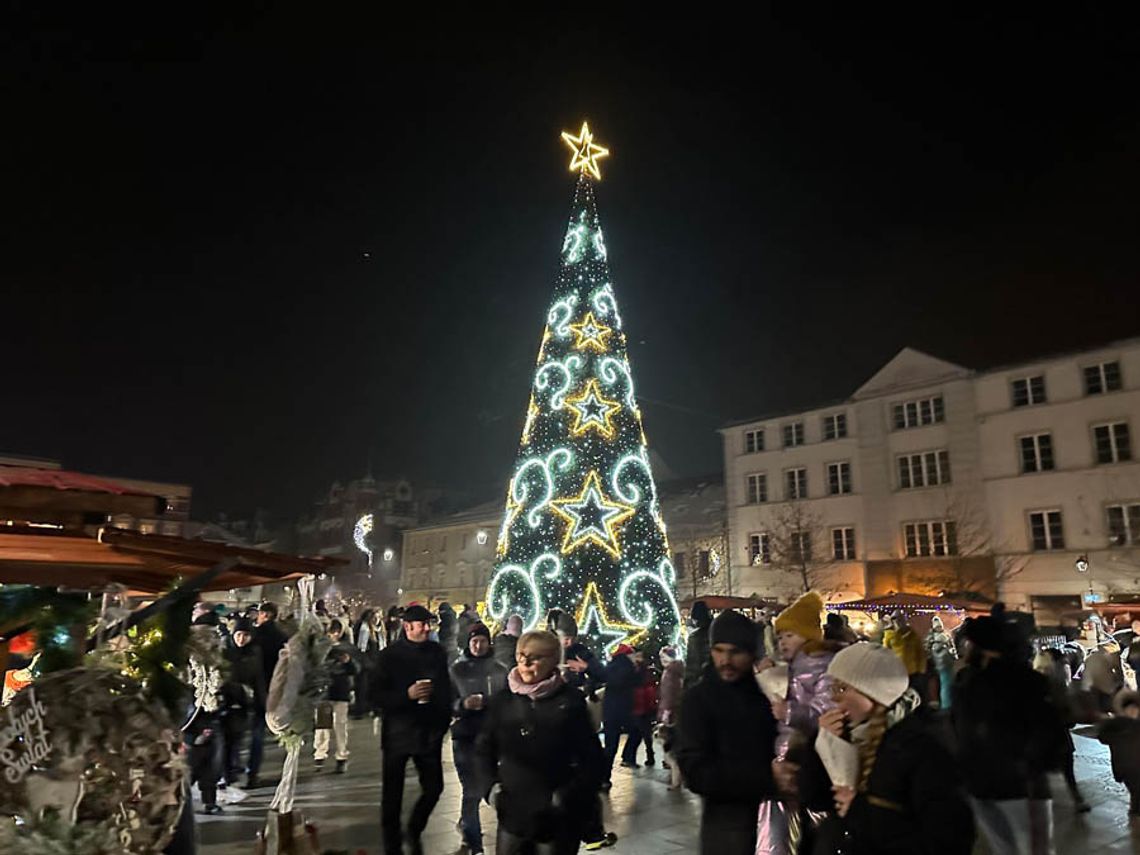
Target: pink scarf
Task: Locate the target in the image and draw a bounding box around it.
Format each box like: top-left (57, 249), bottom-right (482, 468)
top-left (508, 666), bottom-right (564, 700)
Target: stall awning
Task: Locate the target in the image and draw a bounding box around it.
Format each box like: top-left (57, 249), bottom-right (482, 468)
top-left (826, 592), bottom-right (989, 614)
top-left (0, 526), bottom-right (346, 594)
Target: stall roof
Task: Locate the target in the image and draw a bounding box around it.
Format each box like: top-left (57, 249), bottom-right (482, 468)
top-left (826, 592), bottom-right (989, 614)
top-left (0, 466), bottom-right (165, 522)
top-left (0, 526), bottom-right (346, 594)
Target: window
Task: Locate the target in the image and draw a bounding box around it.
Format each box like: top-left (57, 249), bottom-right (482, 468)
top-left (785, 467), bottom-right (807, 500)
top-left (827, 461), bottom-right (852, 495)
top-left (1094, 422), bottom-right (1132, 464)
top-left (892, 395), bottom-right (945, 430)
top-left (903, 521), bottom-right (959, 557)
top-left (461, 533), bottom-right (468, 550)
top-left (1019, 434), bottom-right (1055, 473)
top-left (1107, 504), bottom-right (1140, 547)
top-left (789, 532), bottom-right (812, 563)
top-left (1084, 361), bottom-right (1122, 396)
top-left (1029, 510), bottom-right (1065, 551)
top-left (832, 527), bottom-right (856, 560)
top-left (1011, 375), bottom-right (1047, 407)
top-left (823, 413), bottom-right (848, 440)
top-left (698, 550), bottom-right (711, 576)
top-left (897, 450), bottom-right (951, 488)
top-left (749, 533), bottom-right (771, 565)
top-left (744, 429), bottom-right (765, 453)
top-left (783, 422), bottom-right (805, 448)
top-left (746, 473), bottom-right (768, 504)
top-left (673, 551), bottom-right (688, 577)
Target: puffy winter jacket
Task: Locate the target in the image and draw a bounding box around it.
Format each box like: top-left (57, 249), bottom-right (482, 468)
top-left (777, 640), bottom-right (840, 760)
top-left (325, 641), bottom-right (360, 703)
top-left (811, 709), bottom-right (974, 855)
top-left (883, 626), bottom-right (926, 675)
top-left (477, 680), bottom-right (606, 840)
top-left (602, 653), bottom-right (639, 719)
top-left (450, 648), bottom-right (509, 741)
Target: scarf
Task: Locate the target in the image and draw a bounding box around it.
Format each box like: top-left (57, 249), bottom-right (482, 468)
top-left (508, 666), bottom-right (564, 700)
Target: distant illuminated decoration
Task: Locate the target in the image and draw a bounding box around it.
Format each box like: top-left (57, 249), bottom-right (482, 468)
top-left (561, 121), bottom-right (609, 180)
top-left (353, 513), bottom-right (374, 568)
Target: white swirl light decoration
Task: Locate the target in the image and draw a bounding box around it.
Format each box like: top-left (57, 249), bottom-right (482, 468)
top-left (562, 211), bottom-right (590, 264)
top-left (353, 513), bottom-right (374, 568)
top-left (611, 448), bottom-right (664, 527)
top-left (617, 558), bottom-right (684, 650)
top-left (548, 295), bottom-right (579, 338)
top-left (511, 457), bottom-right (554, 530)
top-left (592, 228), bottom-right (608, 261)
top-left (590, 284), bottom-right (623, 329)
top-left (534, 355), bottom-right (583, 410)
top-left (598, 356), bottom-right (639, 413)
top-left (487, 562), bottom-right (541, 630)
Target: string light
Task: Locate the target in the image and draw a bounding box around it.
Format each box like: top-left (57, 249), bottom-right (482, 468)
top-left (561, 121), bottom-right (609, 181)
top-left (353, 514), bottom-right (374, 568)
top-left (486, 127), bottom-right (680, 653)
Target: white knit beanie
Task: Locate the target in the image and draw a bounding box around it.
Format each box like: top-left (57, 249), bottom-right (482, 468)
top-left (827, 643), bottom-right (909, 708)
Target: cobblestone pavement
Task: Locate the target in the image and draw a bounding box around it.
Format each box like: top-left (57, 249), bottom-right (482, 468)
top-left (196, 720), bottom-right (1139, 854)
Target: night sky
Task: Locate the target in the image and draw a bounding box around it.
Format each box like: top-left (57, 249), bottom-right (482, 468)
top-left (5, 10), bottom-right (1138, 519)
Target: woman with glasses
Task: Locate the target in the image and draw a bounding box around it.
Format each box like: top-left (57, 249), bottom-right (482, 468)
top-left (477, 630), bottom-right (606, 854)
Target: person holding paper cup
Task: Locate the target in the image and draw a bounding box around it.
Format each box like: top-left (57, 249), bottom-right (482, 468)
top-left (810, 643), bottom-right (974, 855)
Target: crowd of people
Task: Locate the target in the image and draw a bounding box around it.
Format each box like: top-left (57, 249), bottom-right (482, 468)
top-left (181, 593), bottom-right (1140, 855)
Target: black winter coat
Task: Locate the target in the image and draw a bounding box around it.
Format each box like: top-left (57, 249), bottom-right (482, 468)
top-left (684, 625), bottom-right (711, 688)
top-left (493, 632), bottom-right (518, 669)
top-left (477, 681), bottom-right (606, 840)
top-left (1098, 716), bottom-right (1140, 783)
top-left (450, 649), bottom-right (509, 741)
top-left (325, 641), bottom-right (360, 703)
top-left (811, 711), bottom-right (974, 855)
top-left (601, 654), bottom-right (638, 719)
top-left (676, 669), bottom-right (777, 847)
top-left (253, 621), bottom-right (289, 688)
top-left (375, 637), bottom-right (452, 753)
top-left (224, 642), bottom-right (267, 713)
top-left (952, 658), bottom-right (1067, 799)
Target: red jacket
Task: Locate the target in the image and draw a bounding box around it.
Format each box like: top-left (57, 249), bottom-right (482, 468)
top-left (632, 673), bottom-right (658, 717)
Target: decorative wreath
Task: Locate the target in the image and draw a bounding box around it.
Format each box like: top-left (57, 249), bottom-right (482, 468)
top-left (0, 667), bottom-right (185, 854)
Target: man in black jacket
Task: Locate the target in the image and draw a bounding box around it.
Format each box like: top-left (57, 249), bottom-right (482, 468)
top-left (450, 622), bottom-right (508, 855)
top-left (375, 604), bottom-right (452, 855)
top-left (222, 617), bottom-right (266, 788)
top-left (683, 600), bottom-right (712, 688)
top-left (677, 609), bottom-right (778, 855)
top-left (250, 601), bottom-right (288, 789)
top-left (953, 614), bottom-right (1065, 855)
top-left (314, 619), bottom-right (359, 774)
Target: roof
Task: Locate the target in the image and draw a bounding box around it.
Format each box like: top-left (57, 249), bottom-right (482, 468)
top-left (0, 526), bottom-right (347, 594)
top-left (0, 466), bottom-right (166, 522)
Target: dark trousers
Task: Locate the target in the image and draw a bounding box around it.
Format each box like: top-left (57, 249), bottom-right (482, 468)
top-left (603, 714), bottom-right (634, 779)
top-left (222, 716), bottom-right (247, 784)
top-left (581, 793), bottom-right (605, 843)
top-left (700, 802), bottom-right (758, 855)
top-left (248, 714), bottom-right (266, 778)
top-left (496, 825), bottom-right (579, 855)
top-left (188, 734), bottom-right (220, 807)
top-left (621, 714), bottom-right (656, 765)
top-left (452, 739), bottom-right (484, 850)
top-left (381, 746), bottom-right (445, 853)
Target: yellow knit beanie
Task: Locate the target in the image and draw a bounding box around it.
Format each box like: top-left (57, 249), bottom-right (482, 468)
top-left (774, 592), bottom-right (824, 642)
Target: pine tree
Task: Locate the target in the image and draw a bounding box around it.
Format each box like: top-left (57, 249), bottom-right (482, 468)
top-left (486, 124), bottom-right (682, 656)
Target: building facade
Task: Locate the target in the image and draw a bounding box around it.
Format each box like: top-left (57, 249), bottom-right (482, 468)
top-left (658, 476), bottom-right (730, 601)
top-left (399, 501), bottom-right (500, 609)
top-left (722, 340), bottom-right (1140, 622)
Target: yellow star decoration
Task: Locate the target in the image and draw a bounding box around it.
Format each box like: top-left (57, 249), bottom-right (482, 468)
top-left (521, 396), bottom-right (541, 445)
top-left (550, 470), bottom-right (635, 558)
top-left (568, 311), bottom-right (613, 353)
top-left (561, 121), bottom-right (609, 180)
top-left (565, 378), bottom-right (621, 439)
top-left (575, 581), bottom-right (647, 652)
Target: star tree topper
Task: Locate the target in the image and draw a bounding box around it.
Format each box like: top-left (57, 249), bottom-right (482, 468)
top-left (561, 121), bottom-right (609, 181)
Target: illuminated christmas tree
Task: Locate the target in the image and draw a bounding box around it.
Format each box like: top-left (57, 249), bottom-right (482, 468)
top-left (486, 123), bottom-right (682, 655)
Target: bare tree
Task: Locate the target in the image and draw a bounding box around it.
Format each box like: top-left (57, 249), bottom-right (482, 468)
top-left (767, 502), bottom-right (839, 595)
top-left (924, 488), bottom-right (1027, 599)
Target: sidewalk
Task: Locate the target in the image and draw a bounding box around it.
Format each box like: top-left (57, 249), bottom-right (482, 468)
top-left (197, 722), bottom-right (1138, 853)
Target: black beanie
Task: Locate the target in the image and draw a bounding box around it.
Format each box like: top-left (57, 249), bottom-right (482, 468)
top-left (709, 609), bottom-right (757, 656)
top-left (467, 621), bottom-right (491, 641)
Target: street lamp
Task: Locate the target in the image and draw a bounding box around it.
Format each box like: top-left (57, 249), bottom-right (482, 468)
top-left (383, 547), bottom-right (395, 563)
top-left (476, 529), bottom-right (488, 546)
top-left (1075, 555), bottom-right (1090, 574)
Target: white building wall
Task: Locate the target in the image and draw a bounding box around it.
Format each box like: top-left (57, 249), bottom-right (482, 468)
top-left (723, 339), bottom-right (1140, 611)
